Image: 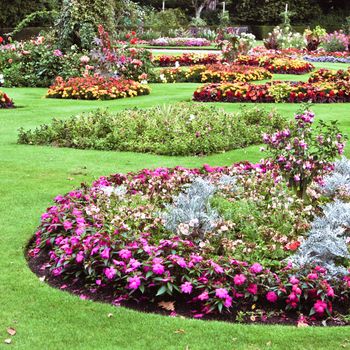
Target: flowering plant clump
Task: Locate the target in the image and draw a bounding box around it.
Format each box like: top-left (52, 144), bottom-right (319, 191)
top-left (18, 104), bottom-right (285, 156)
top-left (321, 31), bottom-right (349, 52)
top-left (304, 26), bottom-right (327, 51)
top-left (262, 108), bottom-right (346, 198)
top-left (157, 64), bottom-right (272, 84)
top-left (153, 53), bottom-right (221, 67)
top-left (149, 37), bottom-right (211, 47)
top-left (46, 76), bottom-right (150, 100)
top-left (91, 26), bottom-right (154, 82)
top-left (193, 79), bottom-right (350, 104)
top-left (27, 151), bottom-right (350, 323)
top-left (0, 90), bottom-right (14, 108)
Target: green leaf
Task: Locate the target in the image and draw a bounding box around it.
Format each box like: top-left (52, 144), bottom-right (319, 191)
top-left (156, 285), bottom-right (167, 296)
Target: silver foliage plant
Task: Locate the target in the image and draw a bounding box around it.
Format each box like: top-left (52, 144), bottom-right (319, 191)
top-left (162, 177), bottom-right (220, 239)
top-left (322, 156), bottom-right (350, 196)
top-left (290, 157), bottom-right (350, 276)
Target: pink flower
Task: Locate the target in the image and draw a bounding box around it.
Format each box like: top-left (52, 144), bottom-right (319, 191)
top-left (233, 274), bottom-right (246, 286)
top-left (180, 282), bottom-right (193, 294)
top-left (313, 300), bottom-right (327, 315)
top-left (307, 273), bottom-right (318, 280)
top-left (250, 263), bottom-right (263, 274)
top-left (53, 49), bottom-right (63, 57)
top-left (266, 291), bottom-right (278, 303)
top-left (128, 276), bottom-right (141, 289)
top-left (76, 251), bottom-right (84, 263)
top-left (104, 266), bottom-right (116, 280)
top-left (152, 263), bottom-right (165, 275)
top-left (198, 291), bottom-right (209, 301)
top-left (118, 249), bottom-right (131, 260)
top-left (224, 296), bottom-right (233, 308)
top-left (289, 276), bottom-right (299, 284)
top-left (215, 288), bottom-right (229, 299)
top-left (101, 247), bottom-right (110, 259)
top-left (63, 221), bottom-right (73, 230)
top-left (247, 283), bottom-right (258, 295)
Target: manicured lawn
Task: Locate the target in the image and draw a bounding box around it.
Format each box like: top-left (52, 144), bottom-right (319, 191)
top-left (1, 66), bottom-right (350, 349)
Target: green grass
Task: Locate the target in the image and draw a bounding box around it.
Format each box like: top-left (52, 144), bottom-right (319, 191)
top-left (1, 63), bottom-right (350, 349)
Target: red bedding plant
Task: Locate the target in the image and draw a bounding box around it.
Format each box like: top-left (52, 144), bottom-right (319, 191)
top-left (0, 90), bottom-right (14, 108)
top-left (46, 76), bottom-right (150, 100)
top-left (153, 53), bottom-right (221, 67)
top-left (308, 68), bottom-right (350, 83)
top-left (193, 79), bottom-right (350, 103)
top-left (158, 64), bottom-right (272, 83)
top-left (27, 121), bottom-right (350, 324)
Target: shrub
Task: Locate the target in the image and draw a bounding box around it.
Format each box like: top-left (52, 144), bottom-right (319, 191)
top-left (321, 31), bottom-right (349, 52)
top-left (45, 76), bottom-right (150, 100)
top-left (18, 104), bottom-right (286, 156)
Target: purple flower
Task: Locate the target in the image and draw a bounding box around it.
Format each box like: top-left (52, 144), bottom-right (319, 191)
top-left (233, 274), bottom-right (246, 286)
top-left (104, 266), bottom-right (116, 280)
top-left (152, 263), bottom-right (165, 275)
top-left (250, 263), bottom-right (263, 274)
top-left (215, 288), bottom-right (229, 299)
top-left (128, 276), bottom-right (141, 289)
top-left (118, 249), bottom-right (131, 260)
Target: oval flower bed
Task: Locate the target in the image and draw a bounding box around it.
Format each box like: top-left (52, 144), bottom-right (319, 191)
top-left (193, 80), bottom-right (350, 103)
top-left (0, 90), bottom-right (14, 108)
top-left (27, 110), bottom-right (350, 325)
top-left (158, 64), bottom-right (272, 83)
top-left (149, 37), bottom-right (211, 47)
top-left (46, 76), bottom-right (150, 100)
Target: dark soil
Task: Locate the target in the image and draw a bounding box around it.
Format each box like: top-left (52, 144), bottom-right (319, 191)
top-left (27, 247), bottom-right (350, 327)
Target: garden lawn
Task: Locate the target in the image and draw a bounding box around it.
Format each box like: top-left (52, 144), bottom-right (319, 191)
top-left (1, 79), bottom-right (350, 349)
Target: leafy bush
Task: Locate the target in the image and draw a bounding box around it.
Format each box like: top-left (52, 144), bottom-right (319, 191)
top-left (18, 104), bottom-right (286, 156)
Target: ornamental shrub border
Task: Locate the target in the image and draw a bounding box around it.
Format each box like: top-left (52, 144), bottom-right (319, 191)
top-left (0, 90), bottom-right (14, 108)
top-left (27, 160), bottom-right (350, 324)
top-left (158, 64), bottom-right (272, 84)
top-left (46, 76), bottom-right (150, 100)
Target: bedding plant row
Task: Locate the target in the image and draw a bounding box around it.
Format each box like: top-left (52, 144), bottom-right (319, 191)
top-left (27, 108), bottom-right (350, 325)
top-left (193, 67), bottom-right (350, 103)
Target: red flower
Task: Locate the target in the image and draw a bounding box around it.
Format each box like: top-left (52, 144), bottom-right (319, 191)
top-left (284, 241), bottom-right (300, 251)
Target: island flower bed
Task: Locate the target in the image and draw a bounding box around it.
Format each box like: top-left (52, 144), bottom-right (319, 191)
top-left (308, 68), bottom-right (350, 83)
top-left (193, 79), bottom-right (350, 103)
top-left (46, 76), bottom-right (150, 100)
top-left (236, 55), bottom-right (314, 75)
top-left (149, 37), bottom-right (211, 47)
top-left (158, 64), bottom-right (272, 83)
top-left (153, 53), bottom-right (221, 67)
top-left (27, 109), bottom-right (350, 324)
top-left (0, 90), bottom-right (14, 108)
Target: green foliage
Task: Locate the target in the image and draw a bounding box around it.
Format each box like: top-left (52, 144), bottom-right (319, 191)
top-left (18, 104), bottom-right (286, 156)
top-left (144, 9), bottom-right (188, 31)
top-left (0, 0), bottom-right (58, 28)
top-left (56, 0), bottom-right (117, 50)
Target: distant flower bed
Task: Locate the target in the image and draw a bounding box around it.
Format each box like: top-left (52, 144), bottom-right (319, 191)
top-left (46, 76), bottom-right (150, 100)
top-left (303, 55), bottom-right (350, 63)
top-left (158, 64), bottom-right (272, 83)
top-left (18, 104), bottom-right (285, 156)
top-left (0, 90), bottom-right (14, 108)
top-left (153, 53), bottom-right (221, 67)
top-left (149, 37), bottom-right (211, 47)
top-left (193, 80), bottom-right (350, 103)
top-left (308, 68), bottom-right (350, 83)
top-left (236, 55), bottom-right (314, 74)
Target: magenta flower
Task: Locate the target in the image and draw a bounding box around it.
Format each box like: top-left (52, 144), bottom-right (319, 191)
top-left (118, 249), bottom-right (131, 260)
top-left (313, 300), bottom-right (327, 315)
top-left (223, 296), bottom-right (232, 308)
top-left (152, 263), bottom-right (165, 275)
top-left (289, 276), bottom-right (299, 284)
top-left (266, 291), bottom-right (278, 303)
top-left (198, 291), bottom-right (209, 301)
top-left (101, 247), bottom-right (110, 259)
top-left (247, 283), bottom-right (258, 295)
top-left (233, 274), bottom-right (246, 286)
top-left (307, 273), bottom-right (318, 280)
top-left (215, 288), bottom-right (229, 299)
top-left (76, 251), bottom-right (84, 263)
top-left (180, 282), bottom-right (193, 294)
top-left (250, 263), bottom-right (263, 274)
top-left (104, 266), bottom-right (116, 280)
top-left (128, 276), bottom-right (141, 289)
top-left (53, 49), bottom-right (63, 57)
top-left (63, 221), bottom-right (73, 230)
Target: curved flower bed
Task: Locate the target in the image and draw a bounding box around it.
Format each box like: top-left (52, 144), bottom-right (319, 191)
top-left (158, 64), bottom-right (272, 83)
top-left (193, 80), bottom-right (350, 103)
top-left (0, 90), bottom-right (14, 108)
top-left (236, 55), bottom-right (314, 75)
top-left (46, 76), bottom-right (150, 100)
top-left (149, 37), bottom-right (211, 47)
top-left (27, 158), bottom-right (350, 324)
top-left (153, 53), bottom-right (221, 67)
